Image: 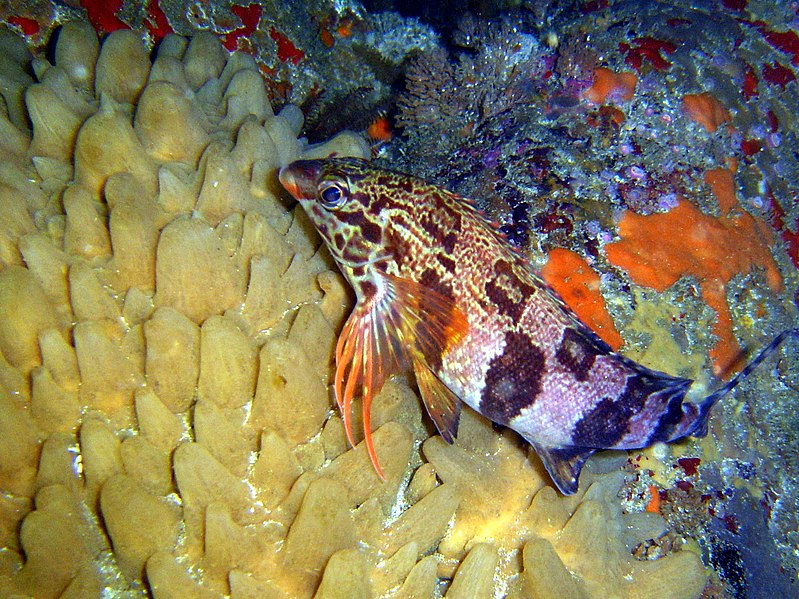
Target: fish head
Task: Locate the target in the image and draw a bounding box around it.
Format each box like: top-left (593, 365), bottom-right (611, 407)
top-left (279, 157), bottom-right (400, 293)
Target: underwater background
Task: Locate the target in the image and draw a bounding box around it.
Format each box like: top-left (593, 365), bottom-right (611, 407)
top-left (0, 0), bottom-right (797, 597)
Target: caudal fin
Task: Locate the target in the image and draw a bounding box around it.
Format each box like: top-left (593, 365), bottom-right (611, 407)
top-left (690, 328), bottom-right (799, 437)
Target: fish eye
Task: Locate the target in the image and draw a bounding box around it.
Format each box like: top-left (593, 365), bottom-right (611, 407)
top-left (318, 179), bottom-right (349, 210)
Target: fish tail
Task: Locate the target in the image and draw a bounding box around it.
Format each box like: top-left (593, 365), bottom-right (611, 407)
top-left (690, 328), bottom-right (799, 437)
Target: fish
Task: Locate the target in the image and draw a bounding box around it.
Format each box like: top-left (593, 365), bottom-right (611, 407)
top-left (279, 156), bottom-right (797, 494)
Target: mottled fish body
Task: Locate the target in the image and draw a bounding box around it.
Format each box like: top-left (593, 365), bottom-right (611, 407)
top-left (279, 157), bottom-right (795, 494)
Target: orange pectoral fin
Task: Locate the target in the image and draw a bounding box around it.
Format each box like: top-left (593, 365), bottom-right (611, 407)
top-left (333, 274), bottom-right (469, 480)
top-left (333, 292), bottom-right (406, 479)
top-left (361, 328), bottom-right (384, 479)
top-left (334, 314), bottom-right (359, 449)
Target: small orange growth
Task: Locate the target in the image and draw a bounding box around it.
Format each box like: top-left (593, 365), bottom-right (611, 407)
top-left (367, 115), bottom-right (393, 142)
top-left (588, 105), bottom-right (627, 129)
top-left (600, 105), bottom-right (626, 126)
top-left (320, 27), bottom-right (335, 47)
top-left (645, 485), bottom-right (662, 513)
top-left (605, 168), bottom-right (782, 377)
top-left (337, 19), bottom-right (353, 37)
top-left (703, 167), bottom-right (737, 213)
top-left (583, 67), bottom-right (638, 104)
top-left (682, 93), bottom-right (731, 133)
top-left (542, 248), bottom-right (624, 350)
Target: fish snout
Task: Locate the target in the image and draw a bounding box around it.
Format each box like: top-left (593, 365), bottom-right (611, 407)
top-left (279, 160), bottom-right (323, 200)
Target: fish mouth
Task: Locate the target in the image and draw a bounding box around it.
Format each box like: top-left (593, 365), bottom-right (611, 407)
top-left (279, 159), bottom-right (324, 200)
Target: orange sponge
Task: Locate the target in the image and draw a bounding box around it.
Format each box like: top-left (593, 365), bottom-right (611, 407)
top-left (605, 168), bottom-right (781, 376)
top-left (682, 93), bottom-right (731, 133)
top-left (584, 67), bottom-right (638, 104)
top-left (542, 248), bottom-right (624, 350)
